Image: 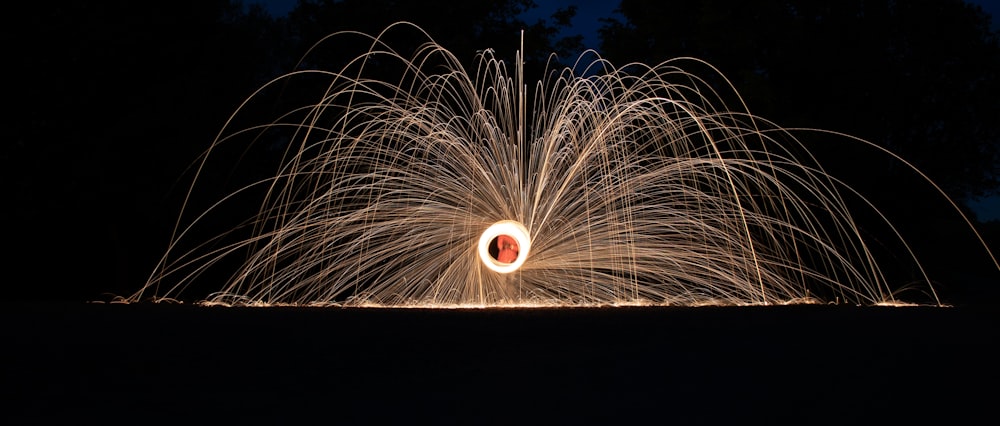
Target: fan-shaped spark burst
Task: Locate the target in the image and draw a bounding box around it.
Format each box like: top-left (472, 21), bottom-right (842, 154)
top-left (131, 23), bottom-right (996, 307)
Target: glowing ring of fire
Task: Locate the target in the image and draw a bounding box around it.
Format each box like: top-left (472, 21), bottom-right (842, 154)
top-left (478, 220), bottom-right (531, 273)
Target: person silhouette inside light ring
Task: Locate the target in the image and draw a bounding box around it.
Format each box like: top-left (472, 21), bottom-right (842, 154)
top-left (495, 234), bottom-right (519, 264)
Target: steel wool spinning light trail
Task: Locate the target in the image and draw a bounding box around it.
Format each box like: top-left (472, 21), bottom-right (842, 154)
top-left (131, 22), bottom-right (996, 307)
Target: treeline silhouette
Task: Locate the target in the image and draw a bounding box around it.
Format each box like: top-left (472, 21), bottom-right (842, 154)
top-left (4, 0), bottom-right (998, 303)
top-left (601, 0), bottom-right (1000, 303)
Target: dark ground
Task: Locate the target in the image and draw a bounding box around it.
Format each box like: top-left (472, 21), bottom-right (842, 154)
top-left (2, 303), bottom-right (997, 424)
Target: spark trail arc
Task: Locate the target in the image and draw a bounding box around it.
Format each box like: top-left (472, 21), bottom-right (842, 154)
top-left (131, 22), bottom-right (997, 307)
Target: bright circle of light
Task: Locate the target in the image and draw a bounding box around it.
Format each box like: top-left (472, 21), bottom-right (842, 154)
top-left (478, 220), bottom-right (531, 273)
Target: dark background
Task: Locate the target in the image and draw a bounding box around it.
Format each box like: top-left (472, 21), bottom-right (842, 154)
top-left (4, 0), bottom-right (1000, 304)
top-left (2, 302), bottom-right (996, 423)
top-left (2, 2), bottom-right (999, 422)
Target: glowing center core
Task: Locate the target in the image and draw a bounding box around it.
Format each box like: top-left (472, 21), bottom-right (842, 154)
top-left (478, 220), bottom-right (530, 273)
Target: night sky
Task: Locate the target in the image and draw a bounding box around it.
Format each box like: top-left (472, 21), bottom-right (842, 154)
top-left (255, 0), bottom-right (1000, 221)
top-left (3, 2), bottom-right (999, 423)
top-left (5, 0), bottom-right (1000, 304)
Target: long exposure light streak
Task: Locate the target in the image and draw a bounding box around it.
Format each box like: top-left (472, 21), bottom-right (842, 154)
top-left (130, 22), bottom-right (997, 307)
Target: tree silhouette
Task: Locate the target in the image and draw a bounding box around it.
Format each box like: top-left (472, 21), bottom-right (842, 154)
top-left (599, 0), bottom-right (1000, 303)
top-left (600, 0), bottom-right (1000, 203)
top-left (282, 0), bottom-right (583, 88)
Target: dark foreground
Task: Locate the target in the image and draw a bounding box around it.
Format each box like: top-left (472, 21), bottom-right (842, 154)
top-left (2, 303), bottom-right (997, 424)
